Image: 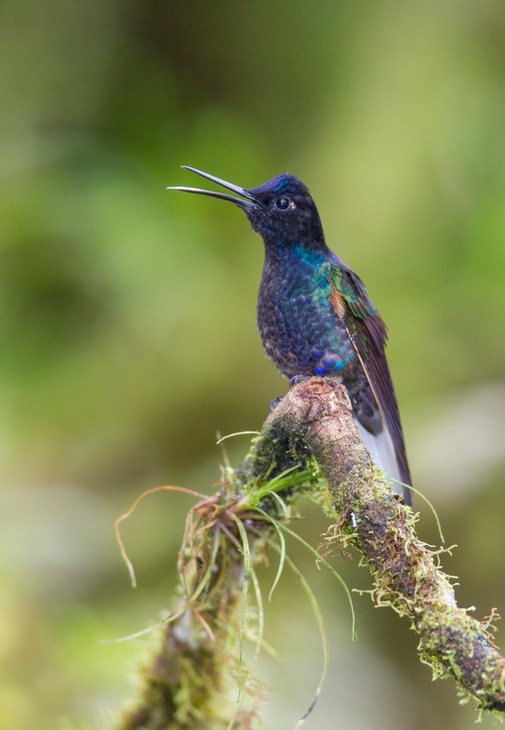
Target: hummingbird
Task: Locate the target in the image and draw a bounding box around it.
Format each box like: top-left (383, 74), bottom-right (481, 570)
top-left (168, 167), bottom-right (412, 504)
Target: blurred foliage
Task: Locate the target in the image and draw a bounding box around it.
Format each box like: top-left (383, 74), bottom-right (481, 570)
top-left (1, 1), bottom-right (505, 728)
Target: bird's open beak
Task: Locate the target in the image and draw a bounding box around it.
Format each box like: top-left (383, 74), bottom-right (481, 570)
top-left (167, 166), bottom-right (258, 210)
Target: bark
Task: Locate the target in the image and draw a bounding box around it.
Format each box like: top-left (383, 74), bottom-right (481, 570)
top-left (244, 377), bottom-right (505, 712)
top-left (118, 377), bottom-right (505, 728)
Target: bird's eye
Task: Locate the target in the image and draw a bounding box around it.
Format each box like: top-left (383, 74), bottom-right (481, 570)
top-left (275, 196), bottom-right (291, 210)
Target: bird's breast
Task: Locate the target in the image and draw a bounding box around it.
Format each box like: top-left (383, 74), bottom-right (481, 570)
top-left (257, 257), bottom-right (354, 379)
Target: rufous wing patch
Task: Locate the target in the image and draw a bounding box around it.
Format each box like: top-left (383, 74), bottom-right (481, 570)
top-left (330, 282), bottom-right (346, 319)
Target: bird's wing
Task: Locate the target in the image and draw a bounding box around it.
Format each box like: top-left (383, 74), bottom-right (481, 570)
top-left (329, 262), bottom-right (411, 487)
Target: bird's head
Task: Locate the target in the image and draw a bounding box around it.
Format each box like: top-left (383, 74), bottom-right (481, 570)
top-left (168, 167), bottom-right (327, 251)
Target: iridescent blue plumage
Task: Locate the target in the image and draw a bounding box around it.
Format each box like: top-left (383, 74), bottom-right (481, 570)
top-left (169, 167), bottom-right (412, 504)
top-left (256, 244), bottom-right (355, 377)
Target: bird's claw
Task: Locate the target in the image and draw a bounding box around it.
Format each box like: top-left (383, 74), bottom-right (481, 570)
top-left (269, 396), bottom-right (284, 411)
top-left (289, 374), bottom-right (311, 387)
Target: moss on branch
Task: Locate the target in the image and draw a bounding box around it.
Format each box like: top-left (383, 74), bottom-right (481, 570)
top-left (117, 378), bottom-right (505, 728)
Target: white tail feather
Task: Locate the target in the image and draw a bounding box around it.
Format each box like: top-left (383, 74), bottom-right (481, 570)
top-left (355, 418), bottom-right (402, 494)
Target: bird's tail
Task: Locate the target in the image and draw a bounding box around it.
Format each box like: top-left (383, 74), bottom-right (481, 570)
top-left (355, 418), bottom-right (412, 505)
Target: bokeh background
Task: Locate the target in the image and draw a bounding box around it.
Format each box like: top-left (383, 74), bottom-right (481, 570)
top-left (2, 1), bottom-right (505, 728)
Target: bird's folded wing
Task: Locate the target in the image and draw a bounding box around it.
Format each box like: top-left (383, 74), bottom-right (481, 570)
top-left (329, 262), bottom-right (411, 487)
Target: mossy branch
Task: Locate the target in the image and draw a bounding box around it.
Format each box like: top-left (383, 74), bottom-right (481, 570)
top-left (244, 377), bottom-right (505, 712)
top-left (117, 377), bottom-right (505, 729)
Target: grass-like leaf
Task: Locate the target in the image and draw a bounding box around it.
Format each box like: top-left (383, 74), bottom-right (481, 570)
top-left (279, 523), bottom-right (357, 641)
top-left (390, 478), bottom-right (445, 545)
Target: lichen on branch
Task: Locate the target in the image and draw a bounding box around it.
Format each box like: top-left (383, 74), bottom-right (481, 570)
top-left (117, 377), bottom-right (505, 729)
top-left (246, 377), bottom-right (505, 713)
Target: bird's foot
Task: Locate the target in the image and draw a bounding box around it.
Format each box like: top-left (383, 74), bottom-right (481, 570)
top-left (270, 375), bottom-right (313, 411)
top-left (269, 396), bottom-right (284, 411)
top-left (289, 374), bottom-right (311, 387)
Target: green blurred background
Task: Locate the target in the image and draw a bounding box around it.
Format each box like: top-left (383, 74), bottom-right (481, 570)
top-left (1, 1), bottom-right (505, 728)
